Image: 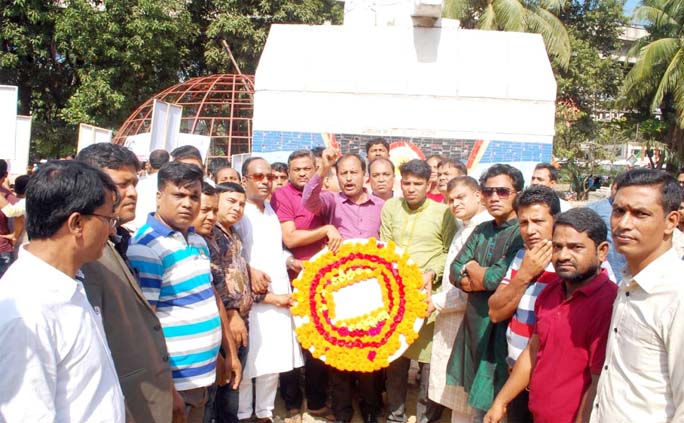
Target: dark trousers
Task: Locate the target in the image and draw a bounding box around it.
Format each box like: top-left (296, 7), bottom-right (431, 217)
top-left (204, 344), bottom-right (249, 423)
top-left (386, 358), bottom-right (444, 423)
top-left (279, 349), bottom-right (329, 412)
top-left (506, 389), bottom-right (532, 423)
top-left (330, 369), bottom-right (383, 422)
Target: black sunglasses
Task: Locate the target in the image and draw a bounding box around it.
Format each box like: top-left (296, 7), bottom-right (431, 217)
top-left (481, 187), bottom-right (515, 199)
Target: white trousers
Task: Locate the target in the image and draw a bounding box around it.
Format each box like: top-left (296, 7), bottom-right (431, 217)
top-left (237, 373), bottom-right (279, 419)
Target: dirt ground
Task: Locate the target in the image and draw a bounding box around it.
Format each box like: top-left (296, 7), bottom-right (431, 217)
top-left (271, 362), bottom-right (452, 423)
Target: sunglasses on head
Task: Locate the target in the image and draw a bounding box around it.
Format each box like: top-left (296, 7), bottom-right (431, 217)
top-left (246, 173), bottom-right (275, 182)
top-left (481, 187), bottom-right (515, 198)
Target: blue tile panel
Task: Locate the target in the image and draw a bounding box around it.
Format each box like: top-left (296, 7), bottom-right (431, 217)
top-left (251, 130), bottom-right (552, 164)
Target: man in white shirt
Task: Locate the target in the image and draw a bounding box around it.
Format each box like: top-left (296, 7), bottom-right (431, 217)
top-left (530, 162), bottom-right (571, 211)
top-left (428, 176), bottom-right (490, 423)
top-left (591, 168), bottom-right (684, 422)
top-left (0, 160), bottom-right (125, 422)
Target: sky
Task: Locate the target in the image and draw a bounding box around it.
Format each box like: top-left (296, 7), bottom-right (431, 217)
top-left (624, 0), bottom-right (640, 16)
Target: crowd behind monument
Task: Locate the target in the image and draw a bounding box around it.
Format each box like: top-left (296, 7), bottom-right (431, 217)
top-left (1, 139), bottom-right (684, 423)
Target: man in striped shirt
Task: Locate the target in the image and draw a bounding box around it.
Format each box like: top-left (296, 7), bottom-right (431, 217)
top-left (129, 162), bottom-right (222, 422)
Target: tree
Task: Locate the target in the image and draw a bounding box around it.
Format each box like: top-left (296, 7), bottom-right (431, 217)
top-left (443, 0), bottom-right (571, 68)
top-left (621, 0), bottom-right (684, 161)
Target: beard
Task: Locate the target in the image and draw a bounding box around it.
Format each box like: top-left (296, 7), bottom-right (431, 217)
top-left (558, 263), bottom-right (601, 285)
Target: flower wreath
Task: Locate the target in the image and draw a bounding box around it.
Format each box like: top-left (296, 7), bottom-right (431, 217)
top-left (291, 238), bottom-right (427, 372)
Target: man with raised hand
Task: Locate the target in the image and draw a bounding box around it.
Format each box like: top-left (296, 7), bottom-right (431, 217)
top-left (381, 159), bottom-right (457, 423)
top-left (429, 176), bottom-right (490, 423)
top-left (0, 161), bottom-right (125, 422)
top-left (486, 208), bottom-right (617, 423)
top-left (271, 149), bottom-right (341, 422)
top-left (591, 169), bottom-right (684, 422)
top-left (303, 148), bottom-right (385, 423)
top-left (446, 164), bottom-right (525, 421)
top-left (128, 162), bottom-right (222, 422)
top-left (78, 143), bottom-right (176, 423)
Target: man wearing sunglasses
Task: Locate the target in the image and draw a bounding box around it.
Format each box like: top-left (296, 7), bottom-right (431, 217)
top-left (445, 164), bottom-right (525, 422)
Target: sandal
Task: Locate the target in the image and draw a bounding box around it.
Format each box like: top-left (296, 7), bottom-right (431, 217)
top-left (285, 409), bottom-right (302, 423)
top-left (308, 406), bottom-right (336, 422)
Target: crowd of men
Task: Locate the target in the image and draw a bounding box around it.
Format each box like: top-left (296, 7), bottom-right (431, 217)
top-left (1, 138), bottom-right (684, 423)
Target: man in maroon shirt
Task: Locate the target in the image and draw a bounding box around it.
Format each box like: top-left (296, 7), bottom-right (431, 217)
top-left (270, 149), bottom-right (342, 422)
top-left (0, 160), bottom-right (17, 276)
top-left (484, 208), bottom-right (618, 423)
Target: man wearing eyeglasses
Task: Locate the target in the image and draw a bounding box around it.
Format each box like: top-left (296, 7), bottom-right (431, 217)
top-left (445, 164), bottom-right (525, 422)
top-left (77, 144), bottom-right (176, 423)
top-left (237, 157), bottom-right (304, 423)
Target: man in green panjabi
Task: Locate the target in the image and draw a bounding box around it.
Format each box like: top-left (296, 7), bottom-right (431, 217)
top-left (446, 164), bottom-right (525, 420)
top-left (380, 159), bottom-right (457, 423)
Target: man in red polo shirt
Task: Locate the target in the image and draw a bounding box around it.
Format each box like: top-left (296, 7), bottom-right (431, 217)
top-left (270, 149), bottom-right (342, 422)
top-left (484, 208), bottom-right (618, 423)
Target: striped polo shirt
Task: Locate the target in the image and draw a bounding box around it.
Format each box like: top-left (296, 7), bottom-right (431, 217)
top-left (504, 248), bottom-right (616, 366)
top-left (128, 213), bottom-right (221, 391)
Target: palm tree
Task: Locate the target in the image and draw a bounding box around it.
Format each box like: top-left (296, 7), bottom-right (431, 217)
top-left (444, 0), bottom-right (571, 68)
top-left (622, 0), bottom-right (684, 132)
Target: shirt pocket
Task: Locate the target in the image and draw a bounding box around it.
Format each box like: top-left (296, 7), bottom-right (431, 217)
top-left (618, 317), bottom-right (662, 374)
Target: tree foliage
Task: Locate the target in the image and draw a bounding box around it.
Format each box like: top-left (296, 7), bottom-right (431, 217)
top-left (443, 0), bottom-right (571, 68)
top-left (0, 0), bottom-right (342, 160)
top-left (621, 0), bottom-right (684, 161)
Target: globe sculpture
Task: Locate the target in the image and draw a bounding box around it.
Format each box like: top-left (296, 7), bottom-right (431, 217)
top-left (114, 74), bottom-right (254, 158)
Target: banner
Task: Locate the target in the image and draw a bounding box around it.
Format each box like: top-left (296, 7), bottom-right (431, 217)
top-left (150, 99), bottom-right (183, 152)
top-left (176, 133), bottom-right (211, 163)
top-left (0, 86), bottom-right (18, 160)
top-left (77, 123), bottom-right (112, 153)
top-left (124, 132), bottom-right (152, 161)
top-left (10, 116), bottom-right (32, 174)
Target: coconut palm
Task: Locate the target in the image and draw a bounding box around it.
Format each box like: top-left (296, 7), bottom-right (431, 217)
top-left (622, 0), bottom-right (684, 129)
top-left (444, 0), bottom-right (571, 68)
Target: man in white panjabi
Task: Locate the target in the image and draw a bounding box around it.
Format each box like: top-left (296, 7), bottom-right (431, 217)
top-left (237, 157), bottom-right (304, 422)
top-left (428, 176), bottom-right (491, 423)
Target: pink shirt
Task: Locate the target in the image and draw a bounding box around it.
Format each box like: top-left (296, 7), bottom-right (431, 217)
top-left (271, 182), bottom-right (326, 261)
top-left (302, 173), bottom-right (384, 239)
top-left (528, 270), bottom-right (617, 422)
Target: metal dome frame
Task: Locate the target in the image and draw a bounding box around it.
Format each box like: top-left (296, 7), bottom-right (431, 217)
top-left (113, 74), bottom-right (254, 158)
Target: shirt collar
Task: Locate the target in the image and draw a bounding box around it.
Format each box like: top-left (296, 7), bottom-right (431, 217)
top-left (16, 245), bottom-right (79, 300)
top-left (625, 248), bottom-right (679, 294)
top-left (400, 198), bottom-right (431, 213)
top-left (464, 209), bottom-right (492, 227)
top-left (572, 268), bottom-right (611, 297)
top-left (145, 213), bottom-right (195, 238)
top-left (340, 188), bottom-right (380, 205)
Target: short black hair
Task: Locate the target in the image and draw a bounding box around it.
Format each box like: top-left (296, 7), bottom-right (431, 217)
top-left (480, 164), bottom-right (525, 192)
top-left (14, 175), bottom-right (30, 197)
top-left (369, 158), bottom-right (395, 175)
top-left (399, 159), bottom-right (431, 180)
top-left (439, 158), bottom-right (468, 176)
top-left (149, 149), bottom-right (170, 170)
top-left (26, 161), bottom-right (119, 240)
top-left (241, 157), bottom-right (268, 177)
top-left (615, 168), bottom-right (682, 213)
top-left (311, 147), bottom-right (325, 158)
top-left (272, 162), bottom-right (288, 174)
top-left (201, 182), bottom-right (217, 196)
top-left (207, 157), bottom-right (230, 177)
top-left (216, 182), bottom-right (246, 195)
top-left (335, 153), bottom-right (366, 173)
top-left (77, 143), bottom-right (141, 171)
top-left (365, 139), bottom-right (389, 154)
top-left (0, 160), bottom-right (7, 178)
top-left (171, 145), bottom-right (202, 163)
top-left (554, 208), bottom-right (608, 247)
top-left (288, 150), bottom-right (314, 165)
top-left (446, 175), bottom-right (480, 193)
top-left (515, 185), bottom-right (561, 216)
top-left (157, 161), bottom-right (204, 191)
top-left (534, 162), bottom-right (559, 182)
top-left (677, 167), bottom-right (684, 178)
